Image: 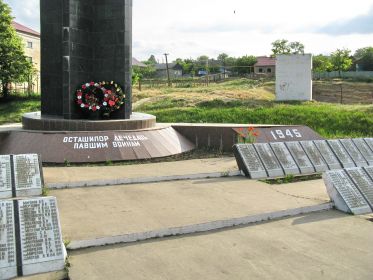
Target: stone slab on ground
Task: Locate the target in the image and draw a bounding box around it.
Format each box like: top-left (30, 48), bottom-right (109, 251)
top-left (50, 178), bottom-right (329, 243)
top-left (68, 211), bottom-right (373, 280)
top-left (44, 157), bottom-right (239, 188)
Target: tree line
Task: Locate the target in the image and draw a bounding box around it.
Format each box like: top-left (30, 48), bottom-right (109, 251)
top-left (135, 39), bottom-right (373, 80)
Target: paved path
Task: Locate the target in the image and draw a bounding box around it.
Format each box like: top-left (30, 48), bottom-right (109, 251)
top-left (51, 177), bottom-right (330, 247)
top-left (68, 210), bottom-right (373, 280)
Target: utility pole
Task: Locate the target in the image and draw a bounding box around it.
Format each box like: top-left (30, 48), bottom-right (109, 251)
top-left (164, 53), bottom-right (171, 87)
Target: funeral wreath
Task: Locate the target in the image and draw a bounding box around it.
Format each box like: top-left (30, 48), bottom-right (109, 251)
top-left (75, 81), bottom-right (125, 116)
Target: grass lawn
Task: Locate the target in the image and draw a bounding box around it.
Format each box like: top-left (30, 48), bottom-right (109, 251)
top-left (0, 95), bottom-right (40, 125)
top-left (0, 79), bottom-right (372, 139)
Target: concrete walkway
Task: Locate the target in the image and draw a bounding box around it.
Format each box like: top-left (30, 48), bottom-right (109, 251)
top-left (68, 210), bottom-right (373, 280)
top-left (44, 157), bottom-right (240, 188)
top-left (50, 177), bottom-right (330, 249)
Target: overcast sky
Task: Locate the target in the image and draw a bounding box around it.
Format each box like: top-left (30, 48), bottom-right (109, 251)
top-left (5, 0), bottom-right (373, 62)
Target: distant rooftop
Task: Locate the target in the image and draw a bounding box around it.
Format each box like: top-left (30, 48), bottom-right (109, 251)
top-left (132, 58), bottom-right (147, 67)
top-left (12, 21), bottom-right (40, 37)
top-left (255, 56), bottom-right (276, 67)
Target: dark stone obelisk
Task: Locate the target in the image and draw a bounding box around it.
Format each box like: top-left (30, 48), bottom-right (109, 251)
top-left (40, 0), bottom-right (132, 119)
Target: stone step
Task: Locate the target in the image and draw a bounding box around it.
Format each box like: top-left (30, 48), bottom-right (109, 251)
top-left (50, 177), bottom-right (331, 250)
top-left (44, 157), bottom-right (240, 189)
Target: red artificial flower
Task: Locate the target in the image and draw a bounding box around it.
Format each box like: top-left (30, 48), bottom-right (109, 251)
top-left (253, 132), bottom-right (260, 137)
top-left (85, 104), bottom-right (89, 108)
top-left (248, 127), bottom-right (254, 131)
top-left (109, 100), bottom-right (116, 107)
top-left (92, 106), bottom-right (97, 112)
top-left (78, 100), bottom-right (83, 104)
top-left (82, 85), bottom-right (87, 89)
top-left (90, 81), bottom-right (95, 86)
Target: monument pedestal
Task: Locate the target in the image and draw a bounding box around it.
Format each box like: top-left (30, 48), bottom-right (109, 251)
top-left (0, 112), bottom-right (195, 164)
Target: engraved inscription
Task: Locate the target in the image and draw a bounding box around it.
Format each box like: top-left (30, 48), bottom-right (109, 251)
top-left (270, 142), bottom-right (299, 175)
top-left (0, 155), bottom-right (12, 193)
top-left (328, 170), bottom-right (368, 210)
top-left (286, 142), bottom-right (314, 171)
top-left (254, 143), bottom-right (281, 171)
top-left (353, 139), bottom-right (373, 164)
top-left (18, 198), bottom-right (63, 265)
top-left (328, 140), bottom-right (355, 168)
top-left (364, 166), bottom-right (373, 181)
top-left (237, 145), bottom-right (265, 173)
top-left (13, 154), bottom-right (42, 191)
top-left (313, 140), bottom-right (341, 169)
top-left (364, 138), bottom-right (373, 151)
top-left (340, 139), bottom-right (368, 166)
top-left (300, 141), bottom-right (328, 171)
top-left (0, 201), bottom-right (16, 269)
top-left (346, 168), bottom-right (373, 208)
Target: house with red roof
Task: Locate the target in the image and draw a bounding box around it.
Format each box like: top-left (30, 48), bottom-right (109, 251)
top-left (254, 56), bottom-right (276, 77)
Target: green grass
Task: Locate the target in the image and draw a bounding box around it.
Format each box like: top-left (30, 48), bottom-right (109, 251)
top-left (143, 101), bottom-right (373, 138)
top-left (0, 95), bottom-right (40, 125)
top-left (1, 79), bottom-right (373, 139)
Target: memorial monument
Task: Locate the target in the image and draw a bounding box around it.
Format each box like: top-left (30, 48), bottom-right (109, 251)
top-left (40, 0), bottom-right (132, 120)
top-left (0, 0), bottom-right (195, 163)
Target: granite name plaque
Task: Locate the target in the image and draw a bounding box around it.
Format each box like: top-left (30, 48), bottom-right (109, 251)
top-left (0, 156), bottom-right (12, 199)
top-left (234, 145), bottom-right (267, 179)
top-left (313, 140), bottom-right (342, 170)
top-left (353, 139), bottom-right (373, 165)
top-left (364, 166), bottom-right (373, 180)
top-left (19, 197), bottom-right (65, 276)
top-left (13, 154), bottom-right (43, 197)
top-left (285, 142), bottom-right (315, 174)
top-left (0, 154), bottom-right (43, 199)
top-left (0, 197), bottom-right (65, 279)
top-left (300, 141), bottom-right (328, 172)
top-left (327, 140), bottom-right (355, 168)
top-left (254, 143), bottom-right (284, 177)
top-left (323, 170), bottom-right (371, 215)
top-left (0, 201), bottom-right (17, 279)
top-left (270, 142), bottom-right (300, 175)
top-left (339, 139), bottom-right (368, 167)
top-left (345, 168), bottom-right (373, 210)
top-left (364, 138), bottom-right (373, 151)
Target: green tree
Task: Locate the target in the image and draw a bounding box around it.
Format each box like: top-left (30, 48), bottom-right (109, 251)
top-left (313, 54), bottom-right (332, 73)
top-left (330, 49), bottom-right (353, 77)
top-left (146, 55), bottom-right (157, 65)
top-left (354, 47), bottom-right (373, 71)
top-left (234, 55), bottom-right (257, 75)
top-left (0, 0), bottom-right (32, 98)
top-left (271, 39), bottom-right (305, 56)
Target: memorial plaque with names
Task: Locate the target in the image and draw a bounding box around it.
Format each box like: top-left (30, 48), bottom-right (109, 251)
top-left (13, 154), bottom-right (42, 197)
top-left (324, 170), bottom-right (371, 215)
top-left (313, 140), bottom-right (342, 170)
top-left (340, 139), bottom-right (368, 167)
top-left (0, 201), bottom-right (17, 280)
top-left (327, 140), bottom-right (356, 168)
top-left (0, 155), bottom-right (12, 199)
top-left (235, 145), bottom-right (267, 179)
top-left (353, 138), bottom-right (373, 165)
top-left (285, 142), bottom-right (315, 174)
top-left (364, 138), bottom-right (373, 153)
top-left (254, 143), bottom-right (284, 177)
top-left (364, 166), bottom-right (373, 181)
top-left (18, 197), bottom-right (65, 276)
top-left (345, 168), bottom-right (373, 210)
top-left (300, 141), bottom-right (329, 172)
top-left (270, 142), bottom-right (300, 175)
